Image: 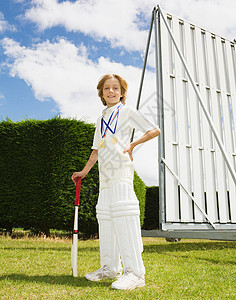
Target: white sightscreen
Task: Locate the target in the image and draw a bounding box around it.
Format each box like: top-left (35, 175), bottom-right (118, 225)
top-left (160, 11), bottom-right (236, 229)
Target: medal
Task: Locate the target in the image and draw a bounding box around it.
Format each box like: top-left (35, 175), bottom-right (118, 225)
top-left (99, 104), bottom-right (123, 148)
top-left (98, 140), bottom-right (106, 148)
top-left (111, 136), bottom-right (118, 144)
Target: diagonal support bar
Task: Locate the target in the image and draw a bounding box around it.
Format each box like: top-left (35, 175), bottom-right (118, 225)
top-left (162, 158), bottom-right (216, 228)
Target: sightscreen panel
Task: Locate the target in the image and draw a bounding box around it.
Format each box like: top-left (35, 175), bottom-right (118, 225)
top-left (159, 11), bottom-right (236, 228)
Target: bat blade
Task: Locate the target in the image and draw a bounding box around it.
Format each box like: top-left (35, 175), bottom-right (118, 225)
top-left (71, 206), bottom-right (78, 277)
top-left (71, 177), bottom-right (81, 277)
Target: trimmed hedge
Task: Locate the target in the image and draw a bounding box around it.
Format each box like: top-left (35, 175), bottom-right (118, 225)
top-left (133, 172), bottom-right (146, 226)
top-left (143, 186), bottom-right (159, 230)
top-left (0, 117), bottom-right (146, 236)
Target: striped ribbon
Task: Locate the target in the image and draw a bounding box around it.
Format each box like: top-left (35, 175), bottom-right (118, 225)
top-left (101, 103), bottom-right (123, 138)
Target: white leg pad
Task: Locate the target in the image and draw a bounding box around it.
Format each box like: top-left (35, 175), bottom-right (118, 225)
top-left (110, 182), bottom-right (145, 277)
top-left (96, 188), bottom-right (122, 274)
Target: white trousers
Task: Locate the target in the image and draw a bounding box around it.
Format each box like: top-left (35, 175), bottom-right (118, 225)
top-left (96, 178), bottom-right (145, 277)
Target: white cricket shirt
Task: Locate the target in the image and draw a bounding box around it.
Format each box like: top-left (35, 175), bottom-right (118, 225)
top-left (92, 102), bottom-right (158, 181)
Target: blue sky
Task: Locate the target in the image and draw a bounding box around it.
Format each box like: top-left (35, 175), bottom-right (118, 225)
top-left (0, 0), bottom-right (150, 122)
top-left (1, 0), bottom-right (236, 185)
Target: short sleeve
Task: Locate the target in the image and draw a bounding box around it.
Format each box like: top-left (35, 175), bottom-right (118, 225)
top-left (91, 118), bottom-right (101, 150)
top-left (127, 106), bottom-right (159, 133)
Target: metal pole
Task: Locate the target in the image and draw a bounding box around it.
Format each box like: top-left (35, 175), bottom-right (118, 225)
top-left (155, 6), bottom-right (165, 229)
top-left (136, 9), bottom-right (155, 111)
top-left (130, 9), bottom-right (154, 142)
top-left (158, 7), bottom-right (236, 186)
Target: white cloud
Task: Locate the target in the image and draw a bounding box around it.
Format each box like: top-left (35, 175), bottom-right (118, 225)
top-left (24, 0), bottom-right (236, 51)
top-left (1, 37), bottom-right (99, 122)
top-left (1, 36), bottom-right (158, 184)
top-left (1, 37), bottom-right (156, 121)
top-left (24, 0), bottom-right (158, 51)
top-left (0, 92), bottom-right (5, 106)
top-left (0, 12), bottom-right (16, 33)
top-left (0, 92), bottom-right (4, 98)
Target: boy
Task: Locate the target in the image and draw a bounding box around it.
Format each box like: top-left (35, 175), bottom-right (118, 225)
top-left (72, 74), bottom-right (160, 290)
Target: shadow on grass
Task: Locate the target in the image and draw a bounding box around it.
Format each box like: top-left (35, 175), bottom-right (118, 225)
top-left (175, 254), bottom-right (236, 266)
top-left (144, 241), bottom-right (236, 266)
top-left (0, 274), bottom-right (111, 288)
top-left (143, 241), bottom-right (236, 254)
top-left (1, 246), bottom-right (99, 252)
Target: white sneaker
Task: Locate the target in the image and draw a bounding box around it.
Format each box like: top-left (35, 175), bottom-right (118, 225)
top-left (85, 265), bottom-right (122, 282)
top-left (111, 273), bottom-right (145, 290)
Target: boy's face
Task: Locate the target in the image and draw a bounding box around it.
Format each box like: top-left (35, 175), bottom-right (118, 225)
top-left (103, 77), bottom-right (122, 107)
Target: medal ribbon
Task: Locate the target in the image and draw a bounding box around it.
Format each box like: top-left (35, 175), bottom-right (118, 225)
top-left (101, 104), bottom-right (123, 138)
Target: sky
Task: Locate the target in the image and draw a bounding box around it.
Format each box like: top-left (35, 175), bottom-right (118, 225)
top-left (0, 0), bottom-right (236, 185)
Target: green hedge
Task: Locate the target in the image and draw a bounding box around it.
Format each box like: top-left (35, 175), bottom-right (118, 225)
top-left (0, 117), bottom-right (146, 236)
top-left (133, 172), bottom-right (146, 226)
top-left (143, 186), bottom-right (159, 230)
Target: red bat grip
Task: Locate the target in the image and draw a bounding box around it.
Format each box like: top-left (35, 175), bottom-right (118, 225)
top-left (75, 177), bottom-right (81, 206)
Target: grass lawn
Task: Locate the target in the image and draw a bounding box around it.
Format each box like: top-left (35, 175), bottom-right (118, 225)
top-left (0, 235), bottom-right (235, 299)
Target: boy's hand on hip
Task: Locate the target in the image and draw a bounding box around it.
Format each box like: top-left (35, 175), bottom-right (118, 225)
top-left (123, 144), bottom-right (134, 162)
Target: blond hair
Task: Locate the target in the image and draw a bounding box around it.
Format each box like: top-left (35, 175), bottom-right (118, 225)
top-left (97, 74), bottom-right (128, 106)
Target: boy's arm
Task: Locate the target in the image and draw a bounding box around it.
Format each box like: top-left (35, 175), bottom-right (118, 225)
top-left (71, 149), bottom-right (98, 183)
top-left (123, 128), bottom-right (161, 161)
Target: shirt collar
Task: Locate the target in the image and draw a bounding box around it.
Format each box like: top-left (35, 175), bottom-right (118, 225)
top-left (102, 101), bottom-right (123, 117)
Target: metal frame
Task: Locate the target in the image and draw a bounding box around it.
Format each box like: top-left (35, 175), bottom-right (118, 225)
top-left (140, 6), bottom-right (236, 240)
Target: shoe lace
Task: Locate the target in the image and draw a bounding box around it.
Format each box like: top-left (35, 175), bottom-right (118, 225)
top-left (102, 265), bottom-right (109, 271)
top-left (97, 265), bottom-right (110, 274)
top-left (116, 271), bottom-right (133, 282)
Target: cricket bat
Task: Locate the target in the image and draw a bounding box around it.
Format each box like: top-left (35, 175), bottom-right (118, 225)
top-left (71, 177), bottom-right (81, 277)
